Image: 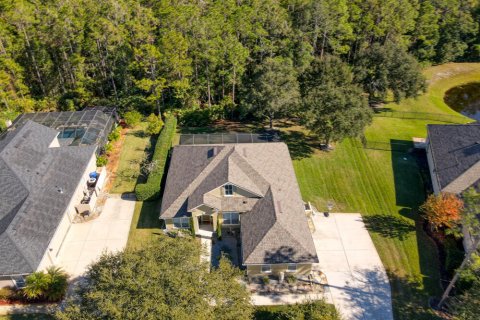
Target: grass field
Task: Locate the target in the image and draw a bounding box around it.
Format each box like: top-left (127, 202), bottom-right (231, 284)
top-left (291, 63), bottom-right (480, 319)
top-left (109, 123), bottom-right (154, 194)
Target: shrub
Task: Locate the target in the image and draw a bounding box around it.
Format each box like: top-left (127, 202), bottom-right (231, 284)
top-left (23, 267), bottom-right (68, 302)
top-left (135, 114), bottom-right (177, 201)
top-left (96, 155), bottom-right (108, 167)
top-left (286, 274), bottom-right (297, 284)
top-left (108, 126), bottom-right (121, 142)
top-left (104, 142), bottom-right (113, 155)
top-left (123, 110), bottom-right (142, 128)
top-left (145, 113), bottom-right (164, 135)
top-left (0, 286), bottom-right (15, 301)
top-left (217, 215), bottom-right (222, 240)
top-left (177, 104), bottom-right (225, 127)
top-left (262, 276), bottom-right (270, 285)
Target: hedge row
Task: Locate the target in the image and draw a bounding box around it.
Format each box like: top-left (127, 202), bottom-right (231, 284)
top-left (135, 114), bottom-right (177, 201)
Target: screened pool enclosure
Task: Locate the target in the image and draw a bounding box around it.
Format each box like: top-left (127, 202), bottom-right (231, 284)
top-left (10, 107), bottom-right (117, 149)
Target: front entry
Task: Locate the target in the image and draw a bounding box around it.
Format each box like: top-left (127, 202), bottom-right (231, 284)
top-left (198, 214), bottom-right (213, 232)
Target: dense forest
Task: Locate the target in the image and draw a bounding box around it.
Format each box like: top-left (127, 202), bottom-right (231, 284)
top-left (0, 0), bottom-right (479, 132)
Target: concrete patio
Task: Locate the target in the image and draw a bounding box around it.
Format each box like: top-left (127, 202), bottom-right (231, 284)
top-left (312, 213), bottom-right (393, 320)
top-left (57, 195), bottom-right (135, 277)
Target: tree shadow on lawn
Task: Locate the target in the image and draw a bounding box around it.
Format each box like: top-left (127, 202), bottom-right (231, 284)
top-left (386, 270), bottom-right (443, 320)
top-left (363, 214), bottom-right (415, 241)
top-left (278, 130), bottom-right (323, 160)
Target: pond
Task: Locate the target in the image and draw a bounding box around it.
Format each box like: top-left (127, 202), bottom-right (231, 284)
top-left (444, 82), bottom-right (480, 120)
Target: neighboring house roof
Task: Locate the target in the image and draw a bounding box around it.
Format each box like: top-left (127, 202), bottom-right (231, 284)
top-left (427, 124), bottom-right (480, 192)
top-left (0, 120), bottom-right (96, 276)
top-left (160, 142), bottom-right (319, 265)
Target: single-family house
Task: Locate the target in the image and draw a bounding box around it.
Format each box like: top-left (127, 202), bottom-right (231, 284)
top-left (0, 108), bottom-right (114, 285)
top-left (426, 123), bottom-right (480, 195)
top-left (159, 142), bottom-right (319, 277)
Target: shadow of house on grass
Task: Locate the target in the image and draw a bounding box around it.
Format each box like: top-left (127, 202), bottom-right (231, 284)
top-left (135, 200), bottom-right (162, 229)
top-left (389, 139), bottom-right (443, 313)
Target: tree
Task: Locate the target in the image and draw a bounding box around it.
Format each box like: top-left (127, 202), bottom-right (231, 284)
top-left (56, 236), bottom-right (253, 320)
top-left (247, 57), bottom-right (299, 129)
top-left (354, 41), bottom-right (426, 103)
top-left (420, 192), bottom-right (463, 231)
top-left (145, 113), bottom-right (163, 135)
top-left (300, 56), bottom-right (372, 147)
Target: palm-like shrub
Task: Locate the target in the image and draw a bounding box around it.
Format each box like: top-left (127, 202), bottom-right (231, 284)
top-left (45, 266), bottom-right (68, 301)
top-left (23, 266), bottom-right (69, 301)
top-left (23, 272), bottom-right (49, 299)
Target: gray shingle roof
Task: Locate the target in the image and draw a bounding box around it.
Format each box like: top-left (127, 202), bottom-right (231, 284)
top-left (160, 142), bottom-right (318, 265)
top-left (0, 121), bottom-right (96, 276)
top-left (428, 124), bottom-right (480, 191)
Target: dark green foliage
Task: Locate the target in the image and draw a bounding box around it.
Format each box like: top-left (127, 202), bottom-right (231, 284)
top-left (135, 114), bottom-right (177, 201)
top-left (444, 237), bottom-right (464, 276)
top-left (178, 104), bottom-right (225, 127)
top-left (254, 300), bottom-right (340, 320)
top-left (56, 236), bottom-right (253, 320)
top-left (245, 56), bottom-right (300, 128)
top-left (355, 41), bottom-right (427, 103)
top-left (0, 0), bottom-right (478, 124)
top-left (96, 155), bottom-right (108, 167)
top-left (123, 110), bottom-right (143, 128)
top-left (301, 56), bottom-right (372, 146)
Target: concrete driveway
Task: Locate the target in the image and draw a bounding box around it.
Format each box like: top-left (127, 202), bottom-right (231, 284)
top-left (312, 213), bottom-right (393, 320)
top-left (57, 196), bottom-right (135, 277)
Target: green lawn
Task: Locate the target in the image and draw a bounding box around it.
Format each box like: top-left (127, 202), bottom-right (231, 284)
top-left (291, 63), bottom-right (480, 319)
top-left (126, 200), bottom-right (163, 250)
top-left (110, 123), bottom-right (154, 194)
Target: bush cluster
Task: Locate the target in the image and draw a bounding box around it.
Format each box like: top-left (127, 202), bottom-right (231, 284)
top-left (123, 110), bottom-right (142, 128)
top-left (23, 266), bottom-right (68, 302)
top-left (135, 114), bottom-right (177, 201)
top-left (108, 126), bottom-right (121, 142)
top-left (177, 104), bottom-right (225, 127)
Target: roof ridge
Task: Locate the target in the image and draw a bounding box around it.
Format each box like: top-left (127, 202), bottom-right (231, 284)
top-left (163, 146), bottom-right (234, 215)
top-left (229, 149), bottom-right (270, 195)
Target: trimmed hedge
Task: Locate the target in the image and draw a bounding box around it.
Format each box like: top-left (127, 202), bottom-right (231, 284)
top-left (135, 114), bottom-right (177, 201)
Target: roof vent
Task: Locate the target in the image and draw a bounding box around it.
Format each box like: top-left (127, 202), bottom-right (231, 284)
top-left (55, 186), bottom-right (64, 194)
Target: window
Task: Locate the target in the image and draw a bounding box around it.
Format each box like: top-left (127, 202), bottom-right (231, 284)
top-left (173, 217), bottom-right (190, 229)
top-left (287, 264), bottom-right (297, 272)
top-left (224, 184), bottom-right (234, 196)
top-left (223, 212), bottom-right (239, 225)
top-left (261, 265), bottom-right (272, 273)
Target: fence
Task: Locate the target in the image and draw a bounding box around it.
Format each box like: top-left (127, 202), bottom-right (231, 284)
top-left (361, 138), bottom-right (413, 152)
top-left (374, 110), bottom-right (466, 123)
top-left (179, 133), bottom-right (279, 145)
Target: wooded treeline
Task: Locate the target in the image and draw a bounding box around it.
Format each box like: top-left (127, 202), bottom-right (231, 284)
top-left (0, 0), bottom-right (479, 127)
